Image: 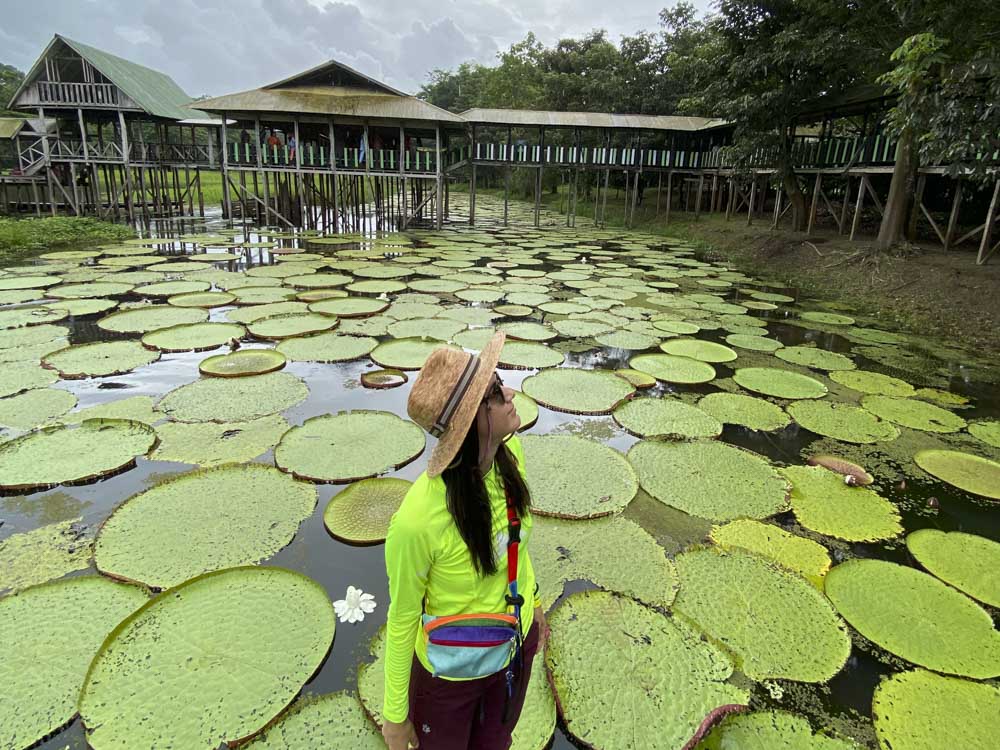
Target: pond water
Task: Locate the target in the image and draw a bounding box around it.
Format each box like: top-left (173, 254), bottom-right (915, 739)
top-left (2, 194), bottom-right (999, 749)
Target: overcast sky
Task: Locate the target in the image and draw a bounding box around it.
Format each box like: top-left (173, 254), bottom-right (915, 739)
top-left (3, 0), bottom-right (713, 98)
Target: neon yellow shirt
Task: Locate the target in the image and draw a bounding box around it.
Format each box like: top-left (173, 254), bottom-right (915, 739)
top-left (382, 435), bottom-right (539, 724)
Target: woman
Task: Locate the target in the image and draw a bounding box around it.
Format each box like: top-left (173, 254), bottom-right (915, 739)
top-left (382, 332), bottom-right (545, 750)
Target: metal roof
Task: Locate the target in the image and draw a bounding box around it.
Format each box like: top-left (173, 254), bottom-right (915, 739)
top-left (460, 108), bottom-right (728, 131)
top-left (265, 59), bottom-right (408, 98)
top-left (0, 117), bottom-right (27, 139)
top-left (197, 86), bottom-right (465, 124)
top-left (9, 34), bottom-right (209, 121)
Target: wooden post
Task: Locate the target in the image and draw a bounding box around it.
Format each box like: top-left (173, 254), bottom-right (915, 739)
top-left (294, 118), bottom-right (305, 228)
top-left (220, 112), bottom-right (232, 222)
top-left (329, 120), bottom-right (338, 232)
top-left (977, 179), bottom-right (1000, 265)
top-left (908, 173), bottom-right (926, 241)
top-left (807, 173), bottom-right (822, 236)
top-left (850, 174), bottom-right (867, 241)
top-left (435, 124), bottom-right (443, 229)
top-left (747, 173), bottom-right (757, 226)
top-left (655, 171), bottom-right (662, 217)
top-left (838, 176), bottom-right (850, 235)
top-left (725, 176), bottom-right (734, 220)
top-left (665, 171), bottom-right (673, 224)
top-left (196, 166), bottom-right (204, 217)
top-left (504, 126), bottom-right (511, 226)
top-left (694, 172), bottom-right (705, 219)
top-left (534, 126), bottom-right (544, 228)
top-left (469, 125), bottom-right (477, 226)
top-left (944, 178), bottom-right (963, 251)
top-left (710, 172), bottom-right (719, 213)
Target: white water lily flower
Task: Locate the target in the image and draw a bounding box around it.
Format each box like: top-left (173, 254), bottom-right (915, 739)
top-left (333, 585), bottom-right (377, 623)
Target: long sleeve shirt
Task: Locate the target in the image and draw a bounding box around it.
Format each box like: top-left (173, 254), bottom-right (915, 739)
top-left (381, 436), bottom-right (540, 724)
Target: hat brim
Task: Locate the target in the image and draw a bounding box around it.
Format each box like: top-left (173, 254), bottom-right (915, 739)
top-left (425, 330), bottom-right (506, 477)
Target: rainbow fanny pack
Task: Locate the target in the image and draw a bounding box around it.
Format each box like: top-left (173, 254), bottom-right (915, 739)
top-left (422, 612), bottom-right (521, 679)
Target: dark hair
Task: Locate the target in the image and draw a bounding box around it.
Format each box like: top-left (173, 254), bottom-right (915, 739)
top-left (441, 417), bottom-right (531, 576)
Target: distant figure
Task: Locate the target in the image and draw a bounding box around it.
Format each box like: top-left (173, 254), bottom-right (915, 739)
top-left (266, 130), bottom-right (281, 162)
top-left (240, 129), bottom-right (250, 145)
top-left (287, 134), bottom-right (297, 163)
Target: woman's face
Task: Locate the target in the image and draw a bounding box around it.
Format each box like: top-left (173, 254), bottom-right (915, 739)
top-left (476, 372), bottom-right (520, 443)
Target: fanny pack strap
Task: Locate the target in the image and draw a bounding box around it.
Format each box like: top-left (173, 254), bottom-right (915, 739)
top-left (501, 484), bottom-right (525, 725)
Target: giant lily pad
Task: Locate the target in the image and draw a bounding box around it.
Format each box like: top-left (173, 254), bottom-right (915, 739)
top-left (98, 305), bottom-right (207, 333)
top-left (697, 392), bottom-right (791, 431)
top-left (0, 577), bottom-right (148, 750)
top-left (43, 340), bottom-right (161, 378)
top-left (969, 420), bottom-right (1000, 448)
top-left (79, 567), bottom-right (335, 750)
top-left (825, 559), bottom-right (1000, 678)
top-left (277, 333), bottom-right (378, 363)
top-left (361, 369), bottom-right (407, 389)
top-left (710, 519), bottom-right (831, 589)
top-left (674, 547), bottom-right (850, 682)
top-left (498, 321), bottom-right (558, 342)
top-left (733, 367), bottom-right (827, 399)
top-left (167, 290), bottom-right (236, 308)
top-left (275, 411), bottom-right (425, 483)
top-left (141, 322), bottom-right (245, 352)
top-left (724, 333), bottom-right (784, 352)
top-left (249, 313), bottom-right (339, 340)
top-left (913, 450), bottom-right (1000, 499)
top-left (0, 387), bottom-right (77, 430)
top-left (0, 518), bottom-right (92, 595)
top-left (242, 692), bottom-right (385, 749)
top-left (660, 339), bottom-right (737, 363)
top-left (861, 395), bottom-right (967, 433)
top-left (57, 396), bottom-right (158, 426)
top-left (783, 465), bottom-right (902, 542)
top-left (199, 349), bottom-right (287, 377)
top-left (629, 353), bottom-right (716, 384)
top-left (521, 434), bottom-right (638, 518)
top-left (0, 362), bottom-right (58, 398)
top-left (156, 371), bottom-right (309, 423)
top-left (323, 478), bottom-right (411, 544)
top-left (613, 397), bottom-right (722, 439)
top-left (521, 368), bottom-right (634, 415)
top-left (697, 710), bottom-right (861, 750)
top-left (775, 346), bottom-right (856, 371)
top-left (227, 301), bottom-right (310, 324)
top-left (134, 280), bottom-right (211, 297)
top-left (872, 669), bottom-right (1000, 750)
top-left (906, 529), bottom-right (1000, 607)
top-left (546, 590), bottom-right (749, 750)
top-left (628, 440), bottom-right (789, 522)
top-left (512, 390), bottom-right (538, 430)
top-left (95, 464), bottom-right (315, 588)
top-left (788, 400), bottom-right (900, 444)
top-left (151, 414), bottom-right (290, 467)
top-left (829, 370), bottom-right (915, 397)
top-left (370, 338), bottom-right (457, 370)
top-left (0, 419), bottom-right (156, 491)
top-left (386, 317), bottom-right (465, 341)
top-left (498, 341), bottom-right (565, 369)
top-left (531, 514), bottom-right (678, 610)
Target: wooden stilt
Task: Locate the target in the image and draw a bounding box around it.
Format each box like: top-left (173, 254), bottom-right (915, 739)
top-left (806, 173), bottom-right (821, 236)
top-left (838, 176), bottom-right (850, 235)
top-left (977, 179), bottom-right (1000, 265)
top-left (944, 178), bottom-right (962, 251)
top-left (695, 172), bottom-right (705, 220)
top-left (850, 174), bottom-right (867, 241)
top-left (747, 174), bottom-right (757, 226)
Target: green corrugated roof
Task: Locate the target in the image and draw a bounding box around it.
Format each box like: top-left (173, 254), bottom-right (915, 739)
top-left (56, 35), bottom-right (208, 121)
top-left (0, 117), bottom-right (27, 139)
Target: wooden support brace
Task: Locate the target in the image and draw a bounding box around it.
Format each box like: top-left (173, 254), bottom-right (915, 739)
top-left (977, 179), bottom-right (1000, 265)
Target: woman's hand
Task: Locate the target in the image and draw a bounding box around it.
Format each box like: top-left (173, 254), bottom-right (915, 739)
top-left (382, 717), bottom-right (419, 749)
top-left (535, 605), bottom-right (548, 650)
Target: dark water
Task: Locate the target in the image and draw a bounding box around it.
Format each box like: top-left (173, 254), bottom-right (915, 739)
top-left (3, 202), bottom-right (999, 750)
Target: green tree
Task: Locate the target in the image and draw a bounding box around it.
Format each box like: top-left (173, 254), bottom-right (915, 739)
top-left (1, 63), bottom-right (25, 116)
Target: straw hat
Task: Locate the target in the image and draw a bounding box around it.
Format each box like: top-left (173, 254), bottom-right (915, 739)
top-left (407, 330), bottom-right (506, 477)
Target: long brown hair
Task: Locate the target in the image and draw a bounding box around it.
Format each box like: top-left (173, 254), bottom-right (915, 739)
top-left (441, 420), bottom-right (531, 576)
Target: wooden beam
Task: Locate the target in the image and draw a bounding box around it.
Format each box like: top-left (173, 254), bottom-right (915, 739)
top-left (850, 174), bottom-right (866, 241)
top-left (746, 173), bottom-right (756, 226)
top-left (944, 178), bottom-right (962, 251)
top-left (977, 179), bottom-right (1000, 265)
top-left (806, 173), bottom-right (821, 236)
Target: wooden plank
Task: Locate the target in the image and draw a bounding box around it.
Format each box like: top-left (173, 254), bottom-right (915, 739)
top-left (806, 173), bottom-right (821, 236)
top-left (944, 179), bottom-right (962, 251)
top-left (850, 175), bottom-right (866, 241)
top-left (977, 179), bottom-right (1000, 264)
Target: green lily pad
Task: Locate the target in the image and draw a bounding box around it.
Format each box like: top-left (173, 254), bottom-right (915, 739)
top-left (98, 305), bottom-right (208, 333)
top-left (521, 434), bottom-right (638, 518)
top-left (906, 529), bottom-right (1000, 608)
top-left (0, 577), bottom-right (148, 750)
top-left (512, 391), bottom-right (538, 430)
top-left (231, 286), bottom-right (297, 305)
top-left (546, 590), bottom-right (749, 750)
top-left (825, 559), bottom-right (1000, 679)
top-left (199, 349), bottom-right (288, 377)
top-left (614, 368), bottom-right (657, 389)
top-left (783, 465), bottom-right (902, 542)
top-left (494, 304), bottom-right (534, 317)
top-left (0, 274), bottom-right (61, 291)
top-left (276, 333), bottom-right (378, 363)
top-left (697, 392), bottom-right (791, 431)
top-left (0, 323), bottom-right (68, 350)
top-left (79, 567), bottom-right (335, 750)
top-left (531, 514), bottom-right (678, 610)
top-left (660, 339), bottom-right (738, 363)
top-left (242, 692), bottom-right (385, 749)
top-left (361, 369), bottom-right (408, 389)
top-left (275, 411), bottom-right (425, 483)
top-left (872, 669), bottom-right (1000, 750)
top-left (323, 477), bottom-right (411, 544)
top-left (157, 371), bottom-right (309, 423)
top-left (57, 396), bottom-right (159, 426)
top-left (44, 297), bottom-right (119, 317)
top-left (499, 321), bottom-right (558, 342)
top-left (0, 419), bottom-right (156, 491)
top-left (167, 290), bottom-right (236, 307)
top-left (95, 464), bottom-right (315, 588)
top-left (346, 279), bottom-right (406, 295)
top-left (370, 338), bottom-right (458, 370)
top-left (43, 340), bottom-right (161, 379)
top-left (801, 311), bottom-right (856, 326)
top-left (141, 322), bottom-right (246, 352)
top-left (248, 313), bottom-right (339, 340)
top-left (628, 440), bottom-right (789, 522)
top-left (968, 420), bottom-right (1000, 448)
top-left (0, 387), bottom-right (77, 430)
top-left (652, 319), bottom-right (701, 335)
top-left (697, 710), bottom-right (861, 750)
top-left (284, 272), bottom-right (352, 288)
top-left (829, 370), bottom-right (915, 397)
top-left (674, 547), bottom-right (850, 682)
top-left (521, 368), bottom-right (634, 415)
top-left (788, 400), bottom-right (900, 444)
top-left (134, 280), bottom-right (211, 297)
top-left (498, 341), bottom-right (565, 369)
top-left (629, 353), bottom-right (717, 384)
top-left (733, 367), bottom-right (828, 399)
top-left (594, 330), bottom-right (659, 350)
top-left (0, 518), bottom-right (92, 595)
top-left (386, 317), bottom-right (465, 341)
top-left (613, 397), bottom-right (722, 439)
top-left (552, 319), bottom-right (616, 338)
top-left (723, 333), bottom-right (784, 352)
top-left (710, 519), bottom-right (831, 588)
top-left (0, 305), bottom-right (68, 329)
top-left (861, 395), bottom-right (967, 433)
top-left (49, 281), bottom-right (134, 299)
top-left (151, 414), bottom-right (290, 467)
top-left (0, 362), bottom-right (58, 398)
top-left (226, 301), bottom-right (310, 324)
top-left (914, 449), bottom-right (1000, 499)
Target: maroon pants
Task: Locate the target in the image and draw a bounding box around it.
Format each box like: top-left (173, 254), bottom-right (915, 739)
top-left (407, 621), bottom-right (540, 750)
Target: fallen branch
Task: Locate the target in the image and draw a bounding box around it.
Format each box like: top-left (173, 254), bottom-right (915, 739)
top-left (803, 241), bottom-right (824, 257)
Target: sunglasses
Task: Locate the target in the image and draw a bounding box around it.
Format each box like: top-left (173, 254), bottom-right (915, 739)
top-left (482, 373), bottom-right (505, 406)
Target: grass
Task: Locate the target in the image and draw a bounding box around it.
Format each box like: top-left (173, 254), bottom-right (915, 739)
top-left (0, 216), bottom-right (134, 264)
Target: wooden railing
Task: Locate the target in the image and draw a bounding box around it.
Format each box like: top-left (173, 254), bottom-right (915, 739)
top-left (37, 81), bottom-right (119, 107)
top-left (17, 138), bottom-right (47, 174)
top-left (227, 143), bottom-right (439, 172)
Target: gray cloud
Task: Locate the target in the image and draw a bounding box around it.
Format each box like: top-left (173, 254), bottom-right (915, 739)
top-left (4, 0), bottom-right (714, 98)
